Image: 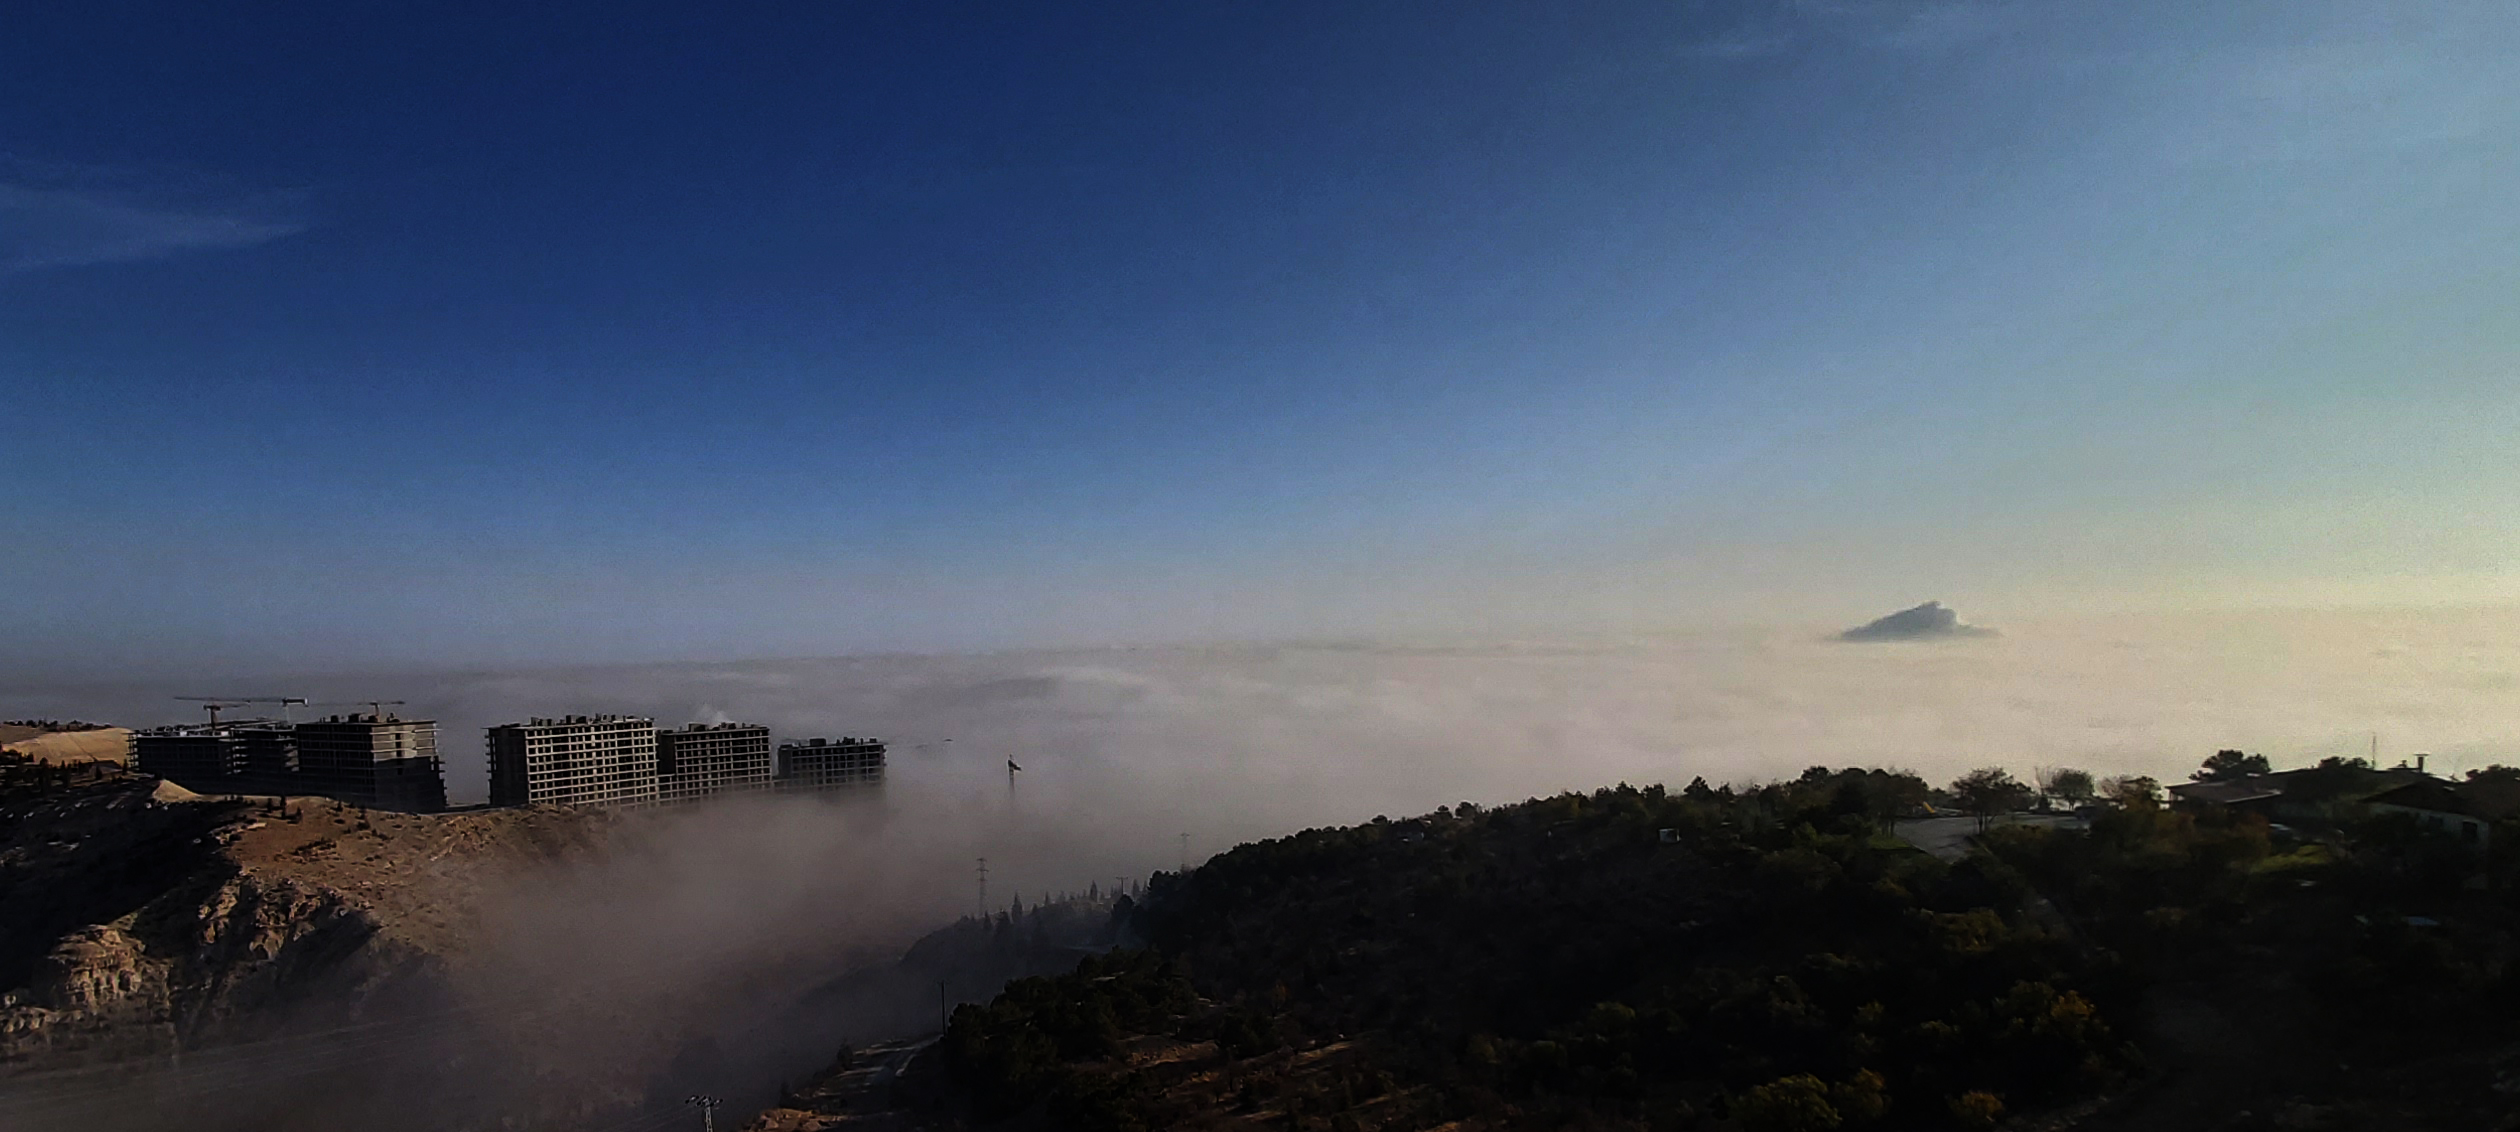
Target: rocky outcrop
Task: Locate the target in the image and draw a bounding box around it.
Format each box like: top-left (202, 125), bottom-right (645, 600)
top-left (0, 783), bottom-right (440, 1070)
top-left (0, 779), bottom-right (592, 1080)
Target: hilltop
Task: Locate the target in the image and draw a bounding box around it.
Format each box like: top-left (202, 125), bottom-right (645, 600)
top-left (0, 724), bottom-right (132, 766)
top-left (0, 775), bottom-right (614, 1073)
top-left (0, 769), bottom-right (1136, 1132)
top-left (927, 770), bottom-right (2520, 1131)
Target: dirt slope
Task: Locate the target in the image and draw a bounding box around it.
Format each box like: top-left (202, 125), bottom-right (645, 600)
top-left (2, 727), bottom-right (132, 765)
top-left (0, 778), bottom-right (611, 1074)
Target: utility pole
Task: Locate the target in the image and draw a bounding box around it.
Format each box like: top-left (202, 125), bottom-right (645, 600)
top-left (686, 1095), bottom-right (721, 1132)
top-left (1178, 832), bottom-right (1190, 872)
top-left (938, 978), bottom-right (952, 1033)
top-left (975, 857), bottom-right (989, 918)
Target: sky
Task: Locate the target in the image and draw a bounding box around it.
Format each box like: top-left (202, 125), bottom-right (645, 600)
top-left (4, 0), bottom-right (2517, 675)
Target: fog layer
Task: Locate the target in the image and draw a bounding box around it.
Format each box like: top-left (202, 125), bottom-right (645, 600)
top-left (16, 607), bottom-right (2518, 901)
top-left (9, 607), bottom-right (2519, 1128)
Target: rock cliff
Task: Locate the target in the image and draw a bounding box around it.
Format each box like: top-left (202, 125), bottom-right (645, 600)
top-left (0, 776), bottom-right (608, 1076)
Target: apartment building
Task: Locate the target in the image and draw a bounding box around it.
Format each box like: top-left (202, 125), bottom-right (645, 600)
top-left (486, 715), bottom-right (660, 808)
top-left (657, 722), bottom-right (773, 804)
top-left (776, 736), bottom-right (886, 794)
top-left (296, 714), bottom-right (448, 813)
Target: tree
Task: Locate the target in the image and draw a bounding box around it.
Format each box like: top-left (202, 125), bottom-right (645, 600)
top-left (1948, 1091), bottom-right (2004, 1130)
top-left (1950, 768), bottom-right (2033, 832)
top-left (1736, 1074), bottom-right (1842, 1132)
top-left (2468, 765), bottom-right (2520, 785)
top-left (2045, 768), bottom-right (2096, 807)
top-left (2192, 749), bottom-right (2270, 782)
top-left (2099, 775), bottom-right (2161, 809)
top-left (1829, 1069), bottom-right (1891, 1124)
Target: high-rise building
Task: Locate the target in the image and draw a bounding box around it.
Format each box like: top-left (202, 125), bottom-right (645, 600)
top-left (775, 736), bottom-right (886, 794)
top-left (486, 715), bottom-right (660, 808)
top-left (296, 714), bottom-right (447, 813)
top-left (656, 722), bottom-right (773, 804)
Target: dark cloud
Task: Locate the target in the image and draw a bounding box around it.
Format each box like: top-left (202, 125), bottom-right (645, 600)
top-left (1839, 601), bottom-right (1996, 641)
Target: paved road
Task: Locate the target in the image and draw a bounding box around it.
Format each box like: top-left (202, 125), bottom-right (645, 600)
top-left (865, 1037), bottom-right (932, 1107)
top-left (1895, 813), bottom-right (2084, 861)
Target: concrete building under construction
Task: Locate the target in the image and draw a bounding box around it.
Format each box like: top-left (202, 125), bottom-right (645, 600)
top-left (486, 715), bottom-right (661, 808)
top-left (777, 736), bottom-right (886, 794)
top-left (296, 714), bottom-right (448, 812)
top-left (131, 724), bottom-right (256, 791)
top-left (657, 722), bottom-right (774, 804)
top-left (479, 717), bottom-right (883, 810)
top-left (131, 717), bottom-right (447, 812)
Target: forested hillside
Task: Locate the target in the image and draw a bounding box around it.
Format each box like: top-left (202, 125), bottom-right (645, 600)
top-left (942, 771), bottom-right (2138, 1130)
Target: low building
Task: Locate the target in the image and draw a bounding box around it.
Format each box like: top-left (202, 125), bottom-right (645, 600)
top-left (2366, 779), bottom-right (2520, 850)
top-left (657, 722), bottom-right (774, 804)
top-left (776, 736), bottom-right (886, 794)
top-left (487, 715), bottom-right (660, 808)
top-left (296, 714), bottom-right (447, 813)
top-left (2170, 763), bottom-right (2432, 826)
top-left (2167, 776), bottom-right (2286, 816)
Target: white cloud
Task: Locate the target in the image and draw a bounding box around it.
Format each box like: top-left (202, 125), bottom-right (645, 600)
top-left (0, 159), bottom-right (306, 272)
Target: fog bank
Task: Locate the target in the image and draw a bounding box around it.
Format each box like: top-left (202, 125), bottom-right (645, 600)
top-left (10, 606), bottom-right (2520, 1128)
top-left (16, 607), bottom-right (2520, 900)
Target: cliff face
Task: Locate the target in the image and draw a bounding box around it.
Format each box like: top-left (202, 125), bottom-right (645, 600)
top-left (0, 777), bottom-right (608, 1077)
top-left (3, 865), bottom-right (400, 1067)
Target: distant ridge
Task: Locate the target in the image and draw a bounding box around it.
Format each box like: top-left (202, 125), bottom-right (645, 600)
top-left (1839, 601), bottom-right (1995, 641)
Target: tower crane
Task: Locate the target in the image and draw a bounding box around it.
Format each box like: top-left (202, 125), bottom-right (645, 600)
top-left (173, 696), bottom-right (306, 727)
top-left (309, 700), bottom-right (407, 719)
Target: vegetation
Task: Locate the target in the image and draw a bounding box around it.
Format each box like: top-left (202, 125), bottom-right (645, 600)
top-left (2190, 749), bottom-right (2271, 782)
top-left (2041, 768), bottom-right (2095, 808)
top-left (1947, 767), bottom-right (2034, 831)
top-left (943, 769), bottom-right (2138, 1130)
top-left (936, 752), bottom-right (2520, 1129)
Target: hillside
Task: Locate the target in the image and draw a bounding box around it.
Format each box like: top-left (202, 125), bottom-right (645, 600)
top-left (932, 772), bottom-right (2520, 1131)
top-left (1, 725), bottom-right (132, 765)
top-left (0, 772), bottom-right (1144, 1132)
top-left (0, 774), bottom-right (617, 1128)
top-left (1, 776), bottom-right (613, 1063)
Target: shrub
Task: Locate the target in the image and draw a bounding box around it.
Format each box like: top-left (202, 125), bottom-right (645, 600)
top-left (1735, 1074), bottom-right (1841, 1132)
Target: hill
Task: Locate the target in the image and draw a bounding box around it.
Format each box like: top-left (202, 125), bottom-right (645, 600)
top-left (936, 771), bottom-right (2133, 1130)
top-left (931, 771), bottom-right (2520, 1131)
top-left (1, 725), bottom-right (131, 765)
top-left (0, 777), bottom-right (613, 1068)
top-left (0, 772), bottom-right (1142, 1132)
top-left (0, 774), bottom-right (620, 1130)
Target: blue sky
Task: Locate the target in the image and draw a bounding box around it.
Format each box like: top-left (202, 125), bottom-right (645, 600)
top-left (4, 0), bottom-right (2515, 674)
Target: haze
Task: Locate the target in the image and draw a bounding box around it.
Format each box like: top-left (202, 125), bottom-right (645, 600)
top-left (11, 606), bottom-right (2515, 905)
